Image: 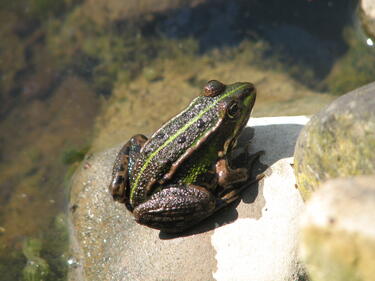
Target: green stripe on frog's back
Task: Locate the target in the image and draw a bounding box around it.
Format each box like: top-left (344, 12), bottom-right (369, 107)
top-left (130, 83), bottom-right (248, 201)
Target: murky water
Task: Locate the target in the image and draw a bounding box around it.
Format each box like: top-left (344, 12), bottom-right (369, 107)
top-left (0, 0), bottom-right (374, 280)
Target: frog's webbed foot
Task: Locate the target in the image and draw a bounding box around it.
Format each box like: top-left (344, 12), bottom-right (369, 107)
top-left (109, 134), bottom-right (147, 209)
top-left (133, 185), bottom-right (216, 233)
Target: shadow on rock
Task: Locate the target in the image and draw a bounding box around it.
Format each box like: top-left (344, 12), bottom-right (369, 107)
top-left (241, 123), bottom-right (305, 166)
top-left (159, 173), bottom-right (263, 239)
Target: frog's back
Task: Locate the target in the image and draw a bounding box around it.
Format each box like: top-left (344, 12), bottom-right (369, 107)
top-left (129, 96), bottom-right (222, 205)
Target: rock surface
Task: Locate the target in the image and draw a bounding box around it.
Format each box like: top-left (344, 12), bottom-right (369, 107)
top-left (294, 81), bottom-right (375, 200)
top-left (300, 176), bottom-right (375, 281)
top-left (360, 0), bottom-right (375, 38)
top-left (68, 116), bottom-right (308, 281)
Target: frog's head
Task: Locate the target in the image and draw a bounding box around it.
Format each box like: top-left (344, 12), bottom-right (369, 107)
top-left (202, 80), bottom-right (256, 154)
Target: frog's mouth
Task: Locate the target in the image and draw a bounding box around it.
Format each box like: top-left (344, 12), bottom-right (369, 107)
top-left (242, 83), bottom-right (256, 112)
top-left (236, 84), bottom-right (256, 131)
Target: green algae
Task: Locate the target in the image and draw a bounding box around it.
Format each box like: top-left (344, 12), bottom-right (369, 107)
top-left (0, 214), bottom-right (68, 281)
top-left (22, 238), bottom-right (50, 281)
top-left (21, 214), bottom-right (69, 281)
top-left (295, 111), bottom-right (375, 200)
top-left (62, 146), bottom-right (90, 165)
top-left (40, 214), bottom-right (69, 281)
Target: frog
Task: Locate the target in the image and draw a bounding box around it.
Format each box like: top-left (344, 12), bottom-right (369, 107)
top-left (109, 80), bottom-right (260, 233)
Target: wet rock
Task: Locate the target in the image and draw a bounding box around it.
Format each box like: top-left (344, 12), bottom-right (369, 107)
top-left (360, 0), bottom-right (375, 38)
top-left (68, 116), bottom-right (307, 281)
top-left (294, 81), bottom-right (375, 200)
top-left (300, 176), bottom-right (375, 281)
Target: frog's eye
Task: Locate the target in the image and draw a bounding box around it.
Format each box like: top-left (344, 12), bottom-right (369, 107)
top-left (203, 80), bottom-right (225, 97)
top-left (227, 101), bottom-right (240, 119)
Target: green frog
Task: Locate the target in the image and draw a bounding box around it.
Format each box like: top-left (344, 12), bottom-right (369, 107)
top-left (109, 80), bottom-right (259, 233)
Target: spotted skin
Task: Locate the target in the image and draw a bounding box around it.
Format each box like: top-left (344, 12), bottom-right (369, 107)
top-left (109, 134), bottom-right (147, 211)
top-left (109, 81), bottom-right (258, 233)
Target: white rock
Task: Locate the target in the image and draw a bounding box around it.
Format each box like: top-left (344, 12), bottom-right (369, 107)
top-left (212, 116), bottom-right (308, 281)
top-left (69, 116), bottom-right (308, 281)
top-left (212, 157), bottom-right (305, 281)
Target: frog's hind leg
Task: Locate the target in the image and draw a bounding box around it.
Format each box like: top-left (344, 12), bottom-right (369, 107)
top-left (109, 134), bottom-right (147, 210)
top-left (133, 185), bottom-right (216, 233)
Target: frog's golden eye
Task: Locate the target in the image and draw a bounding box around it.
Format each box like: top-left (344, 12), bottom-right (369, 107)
top-left (227, 101), bottom-right (240, 119)
top-left (203, 80), bottom-right (225, 97)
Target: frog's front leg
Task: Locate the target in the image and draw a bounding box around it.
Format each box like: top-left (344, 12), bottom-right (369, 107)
top-left (109, 134), bottom-right (147, 210)
top-left (216, 157), bottom-right (248, 188)
top-left (216, 151), bottom-right (264, 205)
top-left (133, 185), bottom-right (216, 233)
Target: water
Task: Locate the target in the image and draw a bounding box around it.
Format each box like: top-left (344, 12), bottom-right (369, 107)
top-left (0, 0), bottom-right (374, 279)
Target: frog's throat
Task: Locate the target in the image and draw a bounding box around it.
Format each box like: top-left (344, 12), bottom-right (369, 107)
top-left (129, 84), bottom-right (249, 202)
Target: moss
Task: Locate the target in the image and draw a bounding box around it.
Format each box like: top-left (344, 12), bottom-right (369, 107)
top-left (295, 112), bottom-right (375, 200)
top-left (62, 146), bottom-right (90, 189)
top-left (294, 172), bottom-right (317, 201)
top-left (41, 214), bottom-right (69, 281)
top-left (61, 146), bottom-right (89, 165)
top-left (63, 162), bottom-right (80, 189)
top-left (21, 238), bottom-right (50, 281)
top-left (18, 215), bottom-right (69, 281)
top-left (22, 238), bottom-right (43, 260)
